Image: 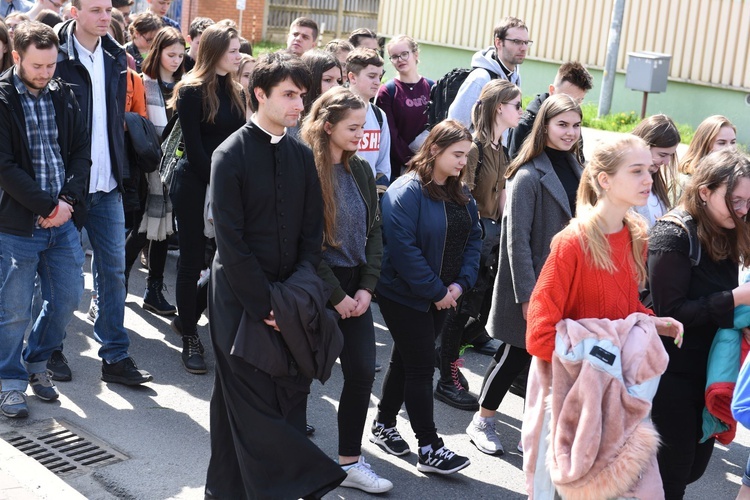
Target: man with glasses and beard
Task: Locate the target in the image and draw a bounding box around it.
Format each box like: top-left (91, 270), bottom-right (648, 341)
top-left (448, 17), bottom-right (530, 135)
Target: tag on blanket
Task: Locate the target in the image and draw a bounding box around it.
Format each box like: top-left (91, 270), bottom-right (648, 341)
top-left (590, 345), bottom-right (616, 366)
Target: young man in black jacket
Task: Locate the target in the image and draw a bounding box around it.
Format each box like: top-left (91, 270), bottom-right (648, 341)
top-left (205, 51), bottom-right (346, 500)
top-left (0, 22), bottom-right (89, 419)
top-left (48, 0), bottom-right (152, 386)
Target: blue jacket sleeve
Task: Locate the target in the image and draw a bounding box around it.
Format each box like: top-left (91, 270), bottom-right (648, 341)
top-left (382, 184), bottom-right (446, 302)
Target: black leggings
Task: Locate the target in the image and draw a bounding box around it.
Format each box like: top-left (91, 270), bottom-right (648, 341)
top-left (652, 371), bottom-right (715, 500)
top-left (170, 165), bottom-right (207, 335)
top-left (477, 342), bottom-right (530, 411)
top-left (376, 295), bottom-right (447, 447)
top-left (332, 267), bottom-right (376, 457)
top-left (439, 285), bottom-right (494, 378)
top-left (124, 206), bottom-right (168, 281)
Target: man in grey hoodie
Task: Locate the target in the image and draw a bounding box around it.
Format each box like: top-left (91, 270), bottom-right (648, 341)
top-left (448, 16), bottom-right (529, 133)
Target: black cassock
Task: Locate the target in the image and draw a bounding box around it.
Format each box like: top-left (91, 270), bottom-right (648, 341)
top-left (206, 123), bottom-right (346, 499)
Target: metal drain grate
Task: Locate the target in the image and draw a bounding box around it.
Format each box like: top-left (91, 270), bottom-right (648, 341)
top-left (1, 418), bottom-right (128, 477)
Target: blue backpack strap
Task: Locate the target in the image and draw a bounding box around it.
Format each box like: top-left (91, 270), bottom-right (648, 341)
top-left (385, 79), bottom-right (397, 98)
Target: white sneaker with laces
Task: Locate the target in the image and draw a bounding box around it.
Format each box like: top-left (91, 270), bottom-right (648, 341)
top-left (466, 415), bottom-right (504, 455)
top-left (340, 456), bottom-right (393, 494)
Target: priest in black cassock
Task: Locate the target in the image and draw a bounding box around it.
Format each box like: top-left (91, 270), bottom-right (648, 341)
top-left (205, 51), bottom-right (346, 500)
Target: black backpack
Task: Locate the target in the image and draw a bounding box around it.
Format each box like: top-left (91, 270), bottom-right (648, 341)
top-left (427, 67), bottom-right (499, 128)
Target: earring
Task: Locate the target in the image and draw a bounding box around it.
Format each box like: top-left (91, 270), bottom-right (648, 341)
top-left (702, 200), bottom-right (707, 206)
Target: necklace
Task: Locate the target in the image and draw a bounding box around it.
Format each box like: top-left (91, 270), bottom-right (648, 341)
top-left (490, 137), bottom-right (501, 150)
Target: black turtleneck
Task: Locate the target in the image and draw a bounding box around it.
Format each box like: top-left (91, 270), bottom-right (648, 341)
top-left (176, 73), bottom-right (246, 184)
top-left (544, 146), bottom-right (580, 215)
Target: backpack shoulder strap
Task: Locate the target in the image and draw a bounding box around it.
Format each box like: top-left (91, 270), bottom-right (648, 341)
top-left (473, 139), bottom-right (484, 179)
top-left (660, 209), bottom-right (701, 266)
top-left (385, 79), bottom-right (397, 99)
top-left (370, 102), bottom-right (385, 129)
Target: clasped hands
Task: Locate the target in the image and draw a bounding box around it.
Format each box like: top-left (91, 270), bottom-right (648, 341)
top-left (38, 200), bottom-right (74, 229)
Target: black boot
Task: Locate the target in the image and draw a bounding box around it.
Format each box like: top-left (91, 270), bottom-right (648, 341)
top-left (434, 360), bottom-right (479, 411)
top-left (143, 278), bottom-right (177, 316)
top-left (182, 334), bottom-right (207, 374)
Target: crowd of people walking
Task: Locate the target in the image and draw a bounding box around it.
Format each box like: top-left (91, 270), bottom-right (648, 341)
top-left (1, 3), bottom-right (749, 499)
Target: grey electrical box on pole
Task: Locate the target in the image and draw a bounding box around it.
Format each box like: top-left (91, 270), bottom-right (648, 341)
top-left (625, 52), bottom-right (672, 118)
top-left (598, 0), bottom-right (626, 118)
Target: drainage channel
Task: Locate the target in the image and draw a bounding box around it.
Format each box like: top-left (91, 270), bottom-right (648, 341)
top-left (1, 418), bottom-right (128, 477)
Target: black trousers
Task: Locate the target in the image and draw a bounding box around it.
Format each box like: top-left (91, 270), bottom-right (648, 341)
top-left (331, 267), bottom-right (376, 457)
top-left (477, 341), bottom-right (531, 411)
top-left (170, 165), bottom-right (207, 335)
top-left (652, 371), bottom-right (715, 500)
top-left (439, 285), bottom-right (494, 379)
top-left (124, 206), bottom-right (168, 282)
top-left (376, 294), bottom-right (447, 447)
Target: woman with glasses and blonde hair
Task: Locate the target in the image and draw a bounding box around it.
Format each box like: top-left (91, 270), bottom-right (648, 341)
top-left (377, 34), bottom-right (433, 181)
top-left (465, 94), bottom-right (583, 456)
top-left (436, 79), bottom-right (522, 411)
top-left (650, 149), bottom-right (750, 499)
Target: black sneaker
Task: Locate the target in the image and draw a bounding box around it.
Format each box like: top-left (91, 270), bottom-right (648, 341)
top-left (29, 371), bottom-right (60, 401)
top-left (46, 350), bottom-right (72, 382)
top-left (182, 335), bottom-right (207, 374)
top-left (101, 357), bottom-right (153, 385)
top-left (369, 421), bottom-right (410, 456)
top-left (417, 438), bottom-right (470, 475)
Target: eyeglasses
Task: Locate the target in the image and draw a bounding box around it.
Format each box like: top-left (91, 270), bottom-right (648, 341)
top-left (388, 51), bottom-right (411, 63)
top-left (503, 38), bottom-right (533, 47)
top-left (503, 101), bottom-right (523, 111)
top-left (731, 198), bottom-right (750, 211)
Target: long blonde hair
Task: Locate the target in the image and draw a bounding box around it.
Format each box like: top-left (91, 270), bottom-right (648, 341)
top-left (300, 87), bottom-right (367, 248)
top-left (168, 22), bottom-right (245, 122)
top-left (679, 115), bottom-right (736, 176)
top-left (505, 94), bottom-right (582, 179)
top-left (571, 136), bottom-right (651, 286)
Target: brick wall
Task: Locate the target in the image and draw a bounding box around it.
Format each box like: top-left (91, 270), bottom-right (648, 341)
top-left (180, 0), bottom-right (265, 43)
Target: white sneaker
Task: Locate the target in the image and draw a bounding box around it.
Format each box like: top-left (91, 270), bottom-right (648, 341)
top-left (340, 456), bottom-right (393, 494)
top-left (517, 440), bottom-right (523, 454)
top-left (466, 416), bottom-right (504, 455)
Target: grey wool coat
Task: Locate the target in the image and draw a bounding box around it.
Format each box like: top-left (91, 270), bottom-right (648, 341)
top-left (486, 151), bottom-right (582, 348)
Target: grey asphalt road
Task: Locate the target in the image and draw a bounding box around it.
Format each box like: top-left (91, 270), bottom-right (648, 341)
top-left (0, 248), bottom-right (747, 500)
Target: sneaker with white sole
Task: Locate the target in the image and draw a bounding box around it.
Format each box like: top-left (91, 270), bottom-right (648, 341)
top-left (0, 390), bottom-right (29, 418)
top-left (340, 456), bottom-right (393, 494)
top-left (29, 371), bottom-right (60, 401)
top-left (466, 415), bottom-right (504, 455)
top-left (370, 421), bottom-right (410, 456)
top-left (517, 440), bottom-right (523, 454)
top-left (417, 438), bottom-right (470, 475)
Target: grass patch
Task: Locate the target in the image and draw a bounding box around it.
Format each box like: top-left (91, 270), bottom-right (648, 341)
top-left (521, 96), bottom-right (694, 144)
top-left (252, 40), bottom-right (286, 56)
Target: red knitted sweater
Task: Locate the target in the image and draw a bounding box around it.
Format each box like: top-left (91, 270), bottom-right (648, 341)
top-left (526, 224), bottom-right (652, 362)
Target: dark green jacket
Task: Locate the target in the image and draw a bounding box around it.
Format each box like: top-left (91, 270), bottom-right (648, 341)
top-left (318, 155), bottom-right (383, 305)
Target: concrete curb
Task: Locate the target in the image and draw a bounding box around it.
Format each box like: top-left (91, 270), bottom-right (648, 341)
top-left (0, 436), bottom-right (86, 499)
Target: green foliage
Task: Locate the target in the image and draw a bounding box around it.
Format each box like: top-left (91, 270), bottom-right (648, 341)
top-left (252, 40), bottom-right (286, 56)
top-left (520, 97), bottom-right (694, 144)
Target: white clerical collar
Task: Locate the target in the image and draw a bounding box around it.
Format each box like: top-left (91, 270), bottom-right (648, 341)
top-left (251, 115), bottom-right (285, 144)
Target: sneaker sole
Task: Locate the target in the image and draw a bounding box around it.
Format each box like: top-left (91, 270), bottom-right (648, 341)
top-left (30, 389), bottom-right (59, 402)
top-left (101, 374), bottom-right (154, 385)
top-left (417, 458), bottom-right (471, 475)
top-left (1, 407), bottom-right (29, 418)
top-left (47, 368), bottom-right (72, 382)
top-left (142, 303), bottom-right (177, 316)
top-left (468, 437), bottom-right (504, 456)
top-left (368, 435), bottom-right (410, 456)
top-left (433, 391), bottom-right (480, 411)
top-left (182, 361), bottom-right (208, 375)
top-left (339, 479), bottom-right (393, 494)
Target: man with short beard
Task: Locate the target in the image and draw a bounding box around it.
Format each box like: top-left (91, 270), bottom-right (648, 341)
top-left (0, 21), bottom-right (89, 419)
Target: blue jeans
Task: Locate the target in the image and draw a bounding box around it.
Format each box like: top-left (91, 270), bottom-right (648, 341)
top-left (0, 221), bottom-right (84, 391)
top-left (82, 190), bottom-right (130, 363)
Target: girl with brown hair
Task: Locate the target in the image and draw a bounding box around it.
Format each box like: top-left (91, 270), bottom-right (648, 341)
top-left (300, 86), bottom-right (391, 493)
top-left (169, 21), bottom-right (245, 375)
top-left (650, 149), bottom-right (750, 499)
top-left (679, 115), bottom-right (737, 177)
top-left (370, 119), bottom-right (481, 476)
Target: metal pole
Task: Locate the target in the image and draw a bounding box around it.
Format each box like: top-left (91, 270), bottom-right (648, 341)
top-left (336, 0), bottom-right (345, 38)
top-left (640, 92), bottom-right (648, 119)
top-left (598, 0), bottom-right (626, 117)
top-left (238, 9), bottom-right (243, 37)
